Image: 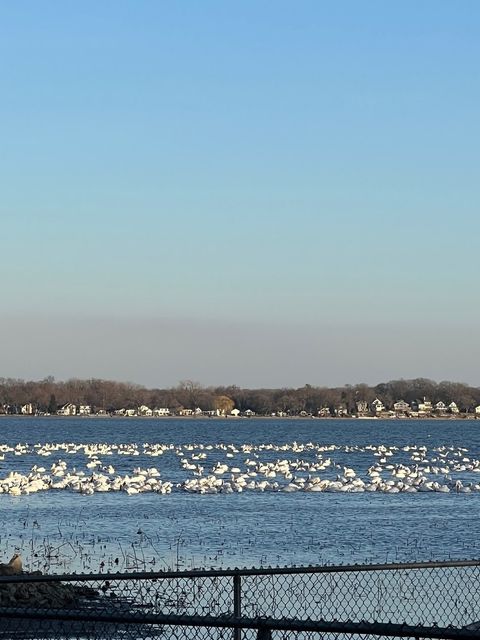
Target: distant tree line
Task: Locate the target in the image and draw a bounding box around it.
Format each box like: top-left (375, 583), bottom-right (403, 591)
top-left (0, 376), bottom-right (480, 415)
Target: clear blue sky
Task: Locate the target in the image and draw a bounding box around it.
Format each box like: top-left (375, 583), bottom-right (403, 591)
top-left (1, 1), bottom-right (479, 388)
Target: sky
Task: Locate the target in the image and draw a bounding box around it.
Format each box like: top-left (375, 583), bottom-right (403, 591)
top-left (1, 1), bottom-right (479, 389)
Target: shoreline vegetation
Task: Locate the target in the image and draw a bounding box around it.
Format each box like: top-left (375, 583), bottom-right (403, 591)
top-left (0, 413), bottom-right (477, 420)
top-left (1, 376), bottom-right (480, 420)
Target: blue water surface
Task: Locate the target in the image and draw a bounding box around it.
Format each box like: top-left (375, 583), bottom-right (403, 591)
top-left (0, 417), bottom-right (479, 572)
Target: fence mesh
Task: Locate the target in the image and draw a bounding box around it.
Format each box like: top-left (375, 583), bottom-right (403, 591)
top-left (0, 560), bottom-right (479, 639)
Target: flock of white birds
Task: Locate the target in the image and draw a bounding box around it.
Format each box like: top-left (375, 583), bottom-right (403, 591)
top-left (0, 440), bottom-right (479, 497)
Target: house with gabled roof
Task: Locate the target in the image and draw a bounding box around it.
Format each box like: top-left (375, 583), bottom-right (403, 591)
top-left (434, 401), bottom-right (447, 415)
top-left (448, 401), bottom-right (460, 414)
top-left (57, 403), bottom-right (77, 416)
top-left (138, 405), bottom-right (153, 417)
top-left (21, 403), bottom-right (34, 415)
top-left (371, 398), bottom-right (385, 415)
top-left (393, 400), bottom-right (410, 415)
top-left (418, 398), bottom-right (433, 416)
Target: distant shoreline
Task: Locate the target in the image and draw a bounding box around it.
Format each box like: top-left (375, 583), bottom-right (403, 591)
top-left (0, 414), bottom-right (477, 421)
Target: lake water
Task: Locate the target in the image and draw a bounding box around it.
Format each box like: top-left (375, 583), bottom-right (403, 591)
top-left (1, 416), bottom-right (480, 573)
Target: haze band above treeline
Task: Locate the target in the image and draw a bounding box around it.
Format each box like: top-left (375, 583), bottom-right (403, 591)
top-left (1, 377), bottom-right (480, 419)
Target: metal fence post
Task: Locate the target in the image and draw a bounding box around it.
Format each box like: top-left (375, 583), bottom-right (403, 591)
top-left (234, 574), bottom-right (242, 640)
top-left (256, 627), bottom-right (272, 640)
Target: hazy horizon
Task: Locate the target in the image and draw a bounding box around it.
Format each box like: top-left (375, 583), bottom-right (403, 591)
top-left (1, 313), bottom-right (478, 389)
top-left (2, 2), bottom-right (479, 388)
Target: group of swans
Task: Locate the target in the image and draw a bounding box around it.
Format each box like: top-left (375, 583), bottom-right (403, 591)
top-left (0, 441), bottom-right (478, 497)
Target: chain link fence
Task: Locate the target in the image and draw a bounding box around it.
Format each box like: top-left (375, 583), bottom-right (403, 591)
top-left (1, 560), bottom-right (480, 639)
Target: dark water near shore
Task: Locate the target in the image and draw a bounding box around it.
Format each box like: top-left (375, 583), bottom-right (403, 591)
top-left (1, 417), bottom-right (480, 573)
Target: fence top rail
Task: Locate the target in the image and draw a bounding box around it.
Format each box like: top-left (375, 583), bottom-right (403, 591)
top-left (1, 558), bottom-right (479, 583)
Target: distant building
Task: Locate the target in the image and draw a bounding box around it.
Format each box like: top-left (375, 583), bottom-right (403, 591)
top-left (21, 403), bottom-right (34, 415)
top-left (78, 405), bottom-right (91, 415)
top-left (417, 398), bottom-right (433, 416)
top-left (393, 400), bottom-right (410, 415)
top-left (57, 403), bottom-right (77, 416)
top-left (448, 401), bottom-right (460, 414)
top-left (153, 408), bottom-right (170, 416)
top-left (318, 407), bottom-right (331, 417)
top-left (138, 405), bottom-right (153, 417)
top-left (356, 400), bottom-right (368, 415)
top-left (371, 398), bottom-right (385, 415)
top-left (335, 404), bottom-right (348, 416)
top-left (434, 401), bottom-right (447, 415)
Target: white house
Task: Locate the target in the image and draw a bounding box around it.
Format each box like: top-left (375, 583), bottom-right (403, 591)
top-left (57, 403), bottom-right (77, 416)
top-left (393, 400), bottom-right (410, 414)
top-left (78, 405), bottom-right (91, 415)
top-left (418, 398), bottom-right (433, 416)
top-left (21, 403), bottom-right (34, 415)
top-left (138, 405), bottom-right (153, 417)
top-left (318, 407), bottom-right (331, 417)
top-left (434, 401), bottom-right (447, 414)
top-left (371, 398), bottom-right (385, 414)
top-left (448, 401), bottom-right (460, 414)
top-left (153, 407), bottom-right (170, 416)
